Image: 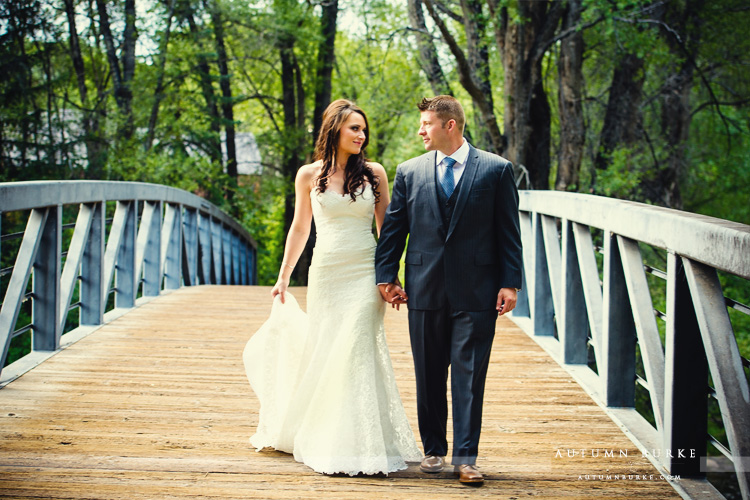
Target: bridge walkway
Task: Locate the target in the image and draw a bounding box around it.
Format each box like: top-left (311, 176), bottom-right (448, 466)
top-left (0, 285), bottom-right (680, 499)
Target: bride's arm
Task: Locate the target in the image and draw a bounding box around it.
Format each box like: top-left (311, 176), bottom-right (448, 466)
top-left (371, 162), bottom-right (391, 238)
top-left (272, 165), bottom-right (315, 302)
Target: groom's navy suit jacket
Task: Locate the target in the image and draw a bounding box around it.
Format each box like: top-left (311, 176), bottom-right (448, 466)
top-left (375, 144), bottom-right (522, 311)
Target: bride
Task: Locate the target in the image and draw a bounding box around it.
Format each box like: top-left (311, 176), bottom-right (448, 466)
top-left (243, 99), bottom-right (421, 475)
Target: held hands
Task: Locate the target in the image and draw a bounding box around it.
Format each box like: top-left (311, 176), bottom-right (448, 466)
top-left (496, 287), bottom-right (518, 316)
top-left (271, 278), bottom-right (289, 304)
top-left (378, 282), bottom-right (408, 311)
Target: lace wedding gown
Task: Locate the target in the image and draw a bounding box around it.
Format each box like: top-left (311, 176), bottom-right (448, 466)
top-left (243, 185), bottom-right (421, 475)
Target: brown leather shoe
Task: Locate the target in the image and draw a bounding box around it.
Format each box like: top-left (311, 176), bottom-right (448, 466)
top-left (454, 464), bottom-right (484, 484)
top-left (420, 455), bottom-right (445, 473)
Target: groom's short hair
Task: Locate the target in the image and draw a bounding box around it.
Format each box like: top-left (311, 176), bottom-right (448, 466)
top-left (418, 96), bottom-right (465, 133)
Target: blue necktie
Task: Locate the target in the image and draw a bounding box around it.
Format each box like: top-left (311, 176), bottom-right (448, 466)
top-left (440, 157), bottom-right (457, 197)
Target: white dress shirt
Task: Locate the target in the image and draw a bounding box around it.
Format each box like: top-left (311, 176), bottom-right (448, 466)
top-left (436, 139), bottom-right (470, 185)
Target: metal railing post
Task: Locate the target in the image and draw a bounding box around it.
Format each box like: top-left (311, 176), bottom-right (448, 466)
top-left (515, 212), bottom-right (533, 318)
top-left (162, 203), bottom-right (182, 290)
top-left (232, 232), bottom-right (240, 285)
top-left (32, 205), bottom-right (61, 352)
top-left (140, 201), bottom-right (162, 297)
top-left (664, 253), bottom-right (708, 476)
top-left (239, 241), bottom-right (248, 285)
top-left (601, 230), bottom-right (636, 408)
top-left (116, 201), bottom-right (137, 309)
top-left (684, 259), bottom-right (750, 498)
top-left (210, 218), bottom-right (223, 284)
top-left (560, 219), bottom-right (588, 364)
top-left (81, 202), bottom-right (105, 325)
top-left (222, 225), bottom-right (232, 285)
top-left (198, 213), bottom-right (212, 285)
top-left (182, 207), bottom-right (198, 286)
top-left (0, 209), bottom-right (47, 367)
top-left (531, 213), bottom-right (555, 336)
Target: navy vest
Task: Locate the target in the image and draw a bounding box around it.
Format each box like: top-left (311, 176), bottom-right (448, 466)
top-left (436, 166), bottom-right (464, 230)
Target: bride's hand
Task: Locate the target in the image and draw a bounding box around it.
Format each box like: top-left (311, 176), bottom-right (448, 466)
top-left (271, 278), bottom-right (289, 304)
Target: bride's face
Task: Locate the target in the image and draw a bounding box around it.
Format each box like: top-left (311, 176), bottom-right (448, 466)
top-left (337, 112), bottom-right (367, 157)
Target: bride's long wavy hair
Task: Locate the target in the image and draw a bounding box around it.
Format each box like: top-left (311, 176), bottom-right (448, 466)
top-left (313, 99), bottom-right (379, 203)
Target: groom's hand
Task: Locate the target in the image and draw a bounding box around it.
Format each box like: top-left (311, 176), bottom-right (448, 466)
top-left (378, 283), bottom-right (409, 311)
top-left (496, 287), bottom-right (518, 316)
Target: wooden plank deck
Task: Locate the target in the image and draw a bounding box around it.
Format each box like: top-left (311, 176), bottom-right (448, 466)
top-left (0, 285), bottom-right (681, 499)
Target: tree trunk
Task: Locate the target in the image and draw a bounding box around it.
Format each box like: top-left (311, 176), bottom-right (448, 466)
top-left (528, 79), bottom-right (551, 189)
top-left (184, 7), bottom-right (223, 166)
top-left (64, 0), bottom-right (88, 114)
top-left (652, 63), bottom-right (692, 209)
top-left (502, 1), bottom-right (563, 189)
top-left (641, 0), bottom-right (703, 209)
top-left (555, 0), bottom-right (584, 192)
top-left (423, 0), bottom-right (504, 154)
top-left (594, 52), bottom-right (646, 177)
top-left (206, 0), bottom-right (238, 192)
top-left (95, 0), bottom-right (136, 139)
top-left (407, 0), bottom-right (452, 96)
top-left (64, 0), bottom-right (105, 177)
top-left (312, 0), bottom-right (338, 144)
top-left (280, 40), bottom-right (300, 234)
top-left (461, 0), bottom-right (497, 151)
top-left (122, 0), bottom-right (136, 106)
top-left (279, 38), bottom-right (312, 284)
top-left (145, 0), bottom-right (177, 152)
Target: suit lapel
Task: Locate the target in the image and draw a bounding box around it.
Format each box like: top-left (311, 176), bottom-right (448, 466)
top-left (446, 144), bottom-right (479, 241)
top-left (423, 151), bottom-right (445, 230)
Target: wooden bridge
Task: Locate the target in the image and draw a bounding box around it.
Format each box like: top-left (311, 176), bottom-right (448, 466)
top-left (1, 285), bottom-right (685, 499)
top-left (1, 181), bottom-right (749, 499)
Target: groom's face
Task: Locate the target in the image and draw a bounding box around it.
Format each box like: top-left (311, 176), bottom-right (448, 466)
top-left (418, 111), bottom-right (451, 153)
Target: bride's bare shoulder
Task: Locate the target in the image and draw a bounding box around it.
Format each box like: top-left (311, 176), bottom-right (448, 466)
top-left (296, 161), bottom-right (323, 184)
top-left (367, 161), bottom-right (388, 180)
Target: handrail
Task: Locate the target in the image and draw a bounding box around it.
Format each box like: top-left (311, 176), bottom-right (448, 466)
top-left (521, 191), bottom-right (750, 278)
top-left (513, 190), bottom-right (750, 500)
top-left (0, 181), bottom-right (257, 381)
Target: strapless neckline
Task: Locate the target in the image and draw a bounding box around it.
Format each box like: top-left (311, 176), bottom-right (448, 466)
top-left (314, 184), bottom-right (373, 198)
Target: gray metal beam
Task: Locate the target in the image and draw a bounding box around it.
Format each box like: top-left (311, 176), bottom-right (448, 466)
top-left (211, 218), bottom-right (223, 284)
top-left (182, 207), bottom-right (198, 286)
top-left (684, 258), bottom-right (750, 498)
top-left (515, 211), bottom-right (533, 318)
top-left (572, 222), bottom-right (604, 362)
top-left (137, 201), bottom-right (162, 297)
top-left (664, 253), bottom-right (708, 477)
top-left (0, 209), bottom-right (47, 366)
top-left (602, 231), bottom-right (636, 408)
top-left (115, 201), bottom-right (137, 309)
top-left (32, 206), bottom-right (61, 352)
top-left (520, 191), bottom-right (750, 279)
top-left (162, 203), bottom-right (181, 290)
top-left (103, 201), bottom-right (129, 306)
top-left (222, 225), bottom-right (232, 285)
top-left (80, 202), bottom-right (105, 325)
top-left (531, 213), bottom-right (555, 336)
top-left (198, 213), bottom-right (212, 285)
top-left (618, 235), bottom-right (665, 433)
top-left (0, 181), bottom-right (256, 249)
top-left (560, 219), bottom-right (589, 365)
top-left (59, 204), bottom-right (94, 332)
top-left (541, 214), bottom-right (563, 315)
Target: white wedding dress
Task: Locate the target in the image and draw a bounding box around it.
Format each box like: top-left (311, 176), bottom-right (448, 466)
top-left (243, 185), bottom-right (421, 475)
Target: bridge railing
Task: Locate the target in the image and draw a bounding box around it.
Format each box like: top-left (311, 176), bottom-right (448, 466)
top-left (513, 191), bottom-right (750, 499)
top-left (0, 181), bottom-right (257, 382)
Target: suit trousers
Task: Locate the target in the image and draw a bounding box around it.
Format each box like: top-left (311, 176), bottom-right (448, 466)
top-left (408, 306), bottom-right (497, 465)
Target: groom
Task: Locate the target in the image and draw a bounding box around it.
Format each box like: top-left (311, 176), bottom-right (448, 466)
top-left (375, 95), bottom-right (522, 485)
